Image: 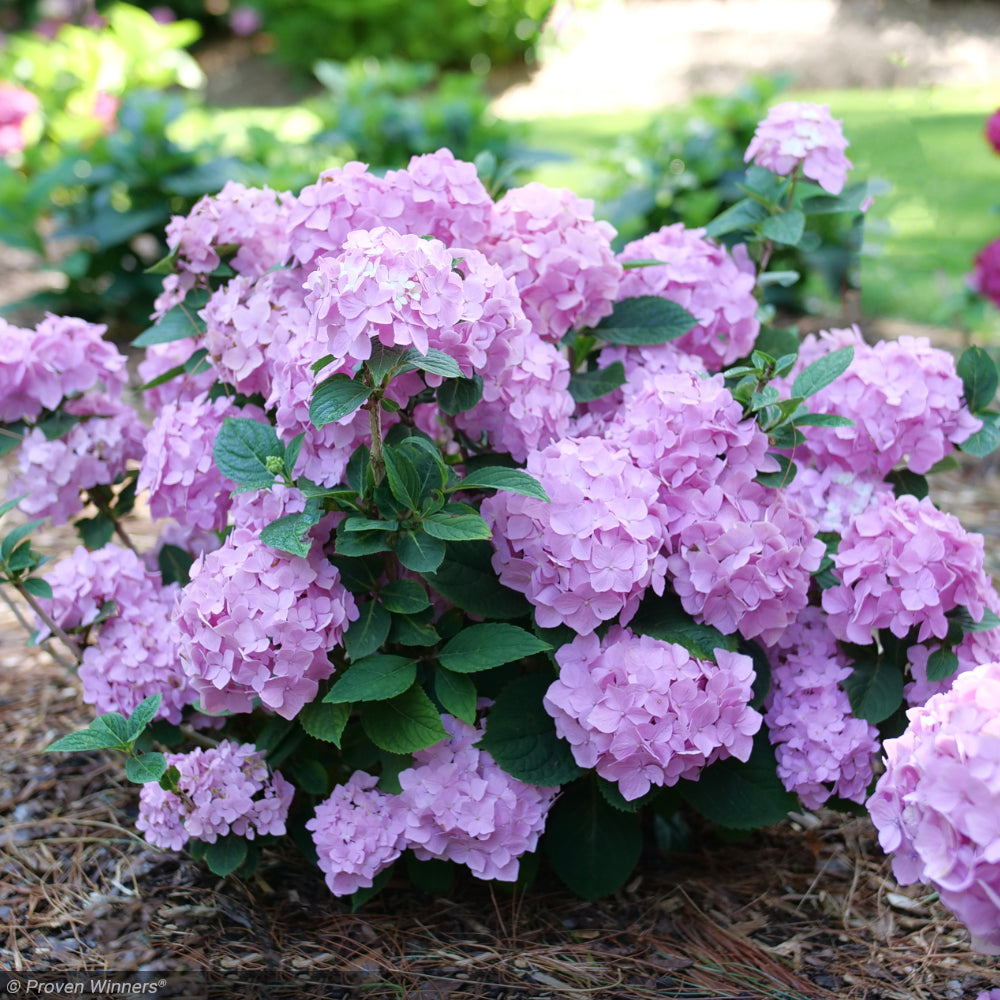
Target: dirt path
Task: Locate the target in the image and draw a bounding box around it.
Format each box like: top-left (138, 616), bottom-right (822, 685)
top-left (492, 0), bottom-right (1000, 119)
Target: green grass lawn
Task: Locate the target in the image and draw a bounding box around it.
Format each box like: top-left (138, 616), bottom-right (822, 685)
top-left (513, 84), bottom-right (1000, 334)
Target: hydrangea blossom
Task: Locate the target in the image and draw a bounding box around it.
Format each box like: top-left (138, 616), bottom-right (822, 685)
top-left (667, 483), bottom-right (825, 646)
top-left (0, 82), bottom-right (39, 156)
top-left (616, 226), bottom-right (759, 369)
top-left (482, 435), bottom-right (669, 635)
top-left (0, 314), bottom-right (128, 423)
top-left (822, 492), bottom-right (988, 645)
top-left (985, 108), bottom-right (1000, 155)
top-left (545, 627), bottom-right (761, 801)
top-left (136, 742), bottom-right (293, 851)
top-left (137, 395), bottom-right (252, 534)
top-left (969, 238), bottom-right (1000, 311)
top-left (307, 771), bottom-right (408, 896)
top-left (398, 715), bottom-right (558, 881)
top-left (745, 101), bottom-right (852, 195)
top-left (764, 607), bottom-right (880, 809)
top-left (9, 393), bottom-right (146, 523)
top-left (174, 527), bottom-right (358, 719)
top-left (782, 464), bottom-right (894, 536)
top-left (867, 661), bottom-right (1000, 955)
top-left (482, 182), bottom-right (622, 343)
top-left (779, 327), bottom-right (980, 475)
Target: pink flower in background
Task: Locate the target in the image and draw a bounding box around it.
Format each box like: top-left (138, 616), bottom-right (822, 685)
top-left (969, 238), bottom-right (1000, 310)
top-left (229, 5), bottom-right (262, 36)
top-left (149, 6), bottom-right (176, 24)
top-left (90, 90), bottom-right (119, 135)
top-left (868, 661), bottom-right (1000, 955)
top-left (745, 101), bottom-right (852, 194)
top-left (985, 108), bottom-right (1000, 155)
top-left (0, 83), bottom-right (38, 155)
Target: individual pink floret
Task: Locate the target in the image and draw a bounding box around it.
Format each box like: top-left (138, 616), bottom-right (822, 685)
top-left (545, 627), bottom-right (761, 801)
top-left (867, 661), bottom-right (1000, 955)
top-left (616, 225), bottom-right (759, 370)
top-left (307, 771), bottom-right (408, 896)
top-left (482, 435), bottom-right (669, 636)
top-left (822, 492), bottom-right (989, 645)
top-left (174, 527), bottom-right (358, 719)
top-left (745, 101), bottom-right (853, 195)
top-left (398, 715), bottom-right (558, 882)
top-left (482, 182), bottom-right (623, 343)
top-left (764, 607), bottom-right (880, 810)
top-left (137, 741), bottom-right (293, 850)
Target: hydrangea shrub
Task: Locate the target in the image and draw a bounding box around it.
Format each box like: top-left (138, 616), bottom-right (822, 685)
top-left (3, 103), bottom-right (1000, 951)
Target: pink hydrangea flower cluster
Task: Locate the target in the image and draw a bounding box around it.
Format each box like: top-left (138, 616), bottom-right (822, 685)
top-left (0, 314), bottom-right (128, 423)
top-left (482, 435), bottom-right (669, 635)
top-left (782, 465), bottom-right (895, 536)
top-left (781, 327), bottom-right (981, 476)
top-left (136, 741), bottom-right (293, 851)
top-left (764, 608), bottom-right (880, 809)
top-left (398, 714), bottom-right (558, 881)
top-left (174, 527), bottom-right (358, 719)
top-left (867, 661), bottom-right (1000, 955)
top-left (969, 238), bottom-right (1000, 311)
top-left (482, 182), bottom-right (622, 343)
top-left (667, 484), bottom-right (825, 646)
top-left (822, 492), bottom-right (988, 645)
top-left (0, 82), bottom-right (38, 156)
top-left (745, 100), bottom-right (853, 195)
top-left (545, 627), bottom-right (761, 801)
top-left (307, 771), bottom-right (408, 896)
top-left (137, 395), bottom-right (252, 534)
top-left (9, 394), bottom-right (146, 524)
top-left (985, 108), bottom-right (1000, 155)
top-left (616, 225), bottom-right (759, 369)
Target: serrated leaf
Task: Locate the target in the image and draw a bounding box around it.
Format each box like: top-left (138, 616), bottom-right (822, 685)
top-left (326, 654), bottom-right (417, 703)
top-left (422, 541), bottom-right (532, 620)
top-left (335, 529), bottom-right (393, 558)
top-left (125, 752), bottom-right (168, 784)
top-left (379, 579), bottom-right (430, 615)
top-left (704, 197), bottom-right (770, 238)
top-left (594, 295), bottom-right (696, 346)
top-left (299, 699), bottom-right (351, 746)
top-left (394, 529), bottom-right (446, 573)
top-left (437, 374), bottom-right (483, 415)
top-left (951, 605), bottom-right (1000, 633)
top-left (756, 453), bottom-right (797, 489)
top-left (544, 779), bottom-right (642, 900)
top-left (629, 593), bottom-right (738, 659)
top-left (842, 654), bottom-right (904, 724)
top-left (958, 346), bottom-right (999, 413)
top-left (204, 835), bottom-right (248, 877)
top-left (127, 694), bottom-right (163, 735)
top-left (361, 685), bottom-right (449, 754)
top-left (680, 730), bottom-right (796, 828)
top-left (344, 600), bottom-right (392, 661)
top-left (0, 519), bottom-right (46, 561)
top-left (452, 467), bottom-right (549, 501)
top-left (960, 411), bottom-right (1000, 457)
top-left (259, 497), bottom-right (323, 557)
top-left (434, 668), bottom-right (478, 725)
top-left (439, 623), bottom-right (550, 673)
top-left (478, 674), bottom-right (584, 786)
top-left (158, 543), bottom-right (194, 587)
top-left (132, 289), bottom-right (211, 347)
top-left (213, 417), bottom-right (282, 489)
top-left (387, 612), bottom-right (439, 647)
top-left (568, 361), bottom-right (627, 403)
top-left (885, 469), bottom-right (929, 501)
top-left (925, 648), bottom-right (960, 683)
top-left (401, 346), bottom-right (463, 379)
top-left (288, 757), bottom-right (329, 796)
top-left (791, 346), bottom-right (854, 400)
top-left (310, 373), bottom-right (371, 428)
top-left (332, 554), bottom-right (384, 594)
top-left (791, 412), bottom-right (855, 427)
top-left (421, 511), bottom-right (493, 542)
top-left (364, 342), bottom-right (409, 384)
top-left (20, 577), bottom-right (53, 600)
top-left (383, 446), bottom-right (423, 510)
top-left (46, 729), bottom-right (126, 753)
top-left (761, 209), bottom-right (805, 246)
top-left (756, 270), bottom-right (801, 288)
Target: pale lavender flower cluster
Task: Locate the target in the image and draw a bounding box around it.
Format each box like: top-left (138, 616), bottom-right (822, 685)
top-left (544, 627), bottom-right (761, 801)
top-left (616, 225), bottom-right (759, 369)
top-left (822, 493), bottom-right (988, 645)
top-left (174, 527), bottom-right (358, 719)
top-left (782, 464), bottom-right (895, 536)
top-left (745, 101), bottom-right (853, 195)
top-left (0, 314), bottom-right (127, 423)
top-left (867, 661), bottom-right (1000, 955)
top-left (667, 484), bottom-right (825, 646)
top-left (137, 741), bottom-right (293, 851)
top-left (764, 607), bottom-right (880, 809)
top-left (398, 714), bottom-right (558, 881)
top-left (782, 327), bottom-right (981, 476)
top-left (482, 435), bottom-right (669, 635)
top-left (307, 771), bottom-right (408, 896)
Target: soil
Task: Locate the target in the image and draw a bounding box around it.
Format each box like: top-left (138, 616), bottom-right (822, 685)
top-left (3, 2), bottom-right (1000, 996)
